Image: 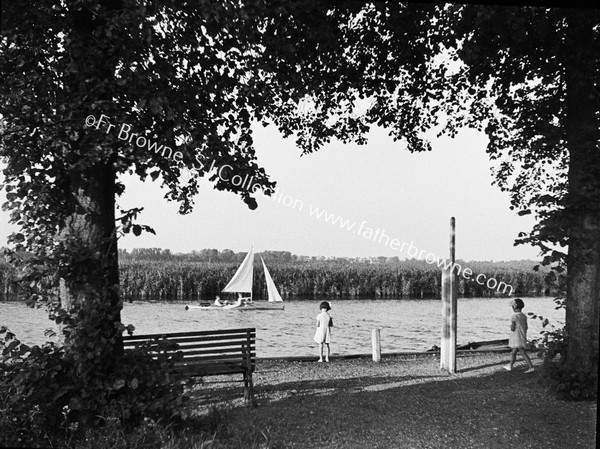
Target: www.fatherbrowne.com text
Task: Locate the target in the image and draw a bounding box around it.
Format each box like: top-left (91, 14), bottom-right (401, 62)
top-left (268, 189), bottom-right (513, 295)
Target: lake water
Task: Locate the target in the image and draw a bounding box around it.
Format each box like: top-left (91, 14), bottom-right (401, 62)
top-left (0, 297), bottom-right (564, 358)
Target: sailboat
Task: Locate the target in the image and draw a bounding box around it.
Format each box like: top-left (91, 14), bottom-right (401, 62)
top-left (185, 246), bottom-right (284, 311)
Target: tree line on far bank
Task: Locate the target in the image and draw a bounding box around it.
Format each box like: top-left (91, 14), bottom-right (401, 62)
top-left (0, 248), bottom-right (559, 302)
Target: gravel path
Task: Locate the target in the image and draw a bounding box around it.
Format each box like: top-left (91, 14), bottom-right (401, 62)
top-left (187, 352), bottom-right (597, 449)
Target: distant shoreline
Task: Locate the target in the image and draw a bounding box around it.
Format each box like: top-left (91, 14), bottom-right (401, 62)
top-left (0, 294), bottom-right (556, 304)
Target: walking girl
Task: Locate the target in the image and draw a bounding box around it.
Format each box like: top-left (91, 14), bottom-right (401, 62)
top-left (504, 298), bottom-right (535, 373)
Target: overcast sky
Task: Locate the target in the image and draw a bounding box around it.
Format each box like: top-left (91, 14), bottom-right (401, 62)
top-left (0, 120), bottom-right (539, 262)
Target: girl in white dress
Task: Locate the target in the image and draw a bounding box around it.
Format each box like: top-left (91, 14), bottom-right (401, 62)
top-left (504, 298), bottom-right (535, 373)
top-left (313, 301), bottom-right (333, 362)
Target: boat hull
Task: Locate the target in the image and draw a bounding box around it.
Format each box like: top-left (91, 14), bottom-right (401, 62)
top-left (456, 339), bottom-right (509, 350)
top-left (184, 303), bottom-right (284, 311)
top-left (427, 339), bottom-right (509, 352)
top-left (185, 305), bottom-right (228, 310)
top-left (185, 305), bottom-right (223, 310)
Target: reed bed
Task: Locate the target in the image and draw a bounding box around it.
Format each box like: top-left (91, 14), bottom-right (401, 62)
top-left (0, 257), bottom-right (556, 302)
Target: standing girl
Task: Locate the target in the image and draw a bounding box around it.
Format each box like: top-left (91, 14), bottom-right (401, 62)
top-left (313, 301), bottom-right (333, 362)
top-left (504, 298), bottom-right (535, 373)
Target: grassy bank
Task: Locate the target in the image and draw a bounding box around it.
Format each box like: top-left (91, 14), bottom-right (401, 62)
top-left (1, 351), bottom-right (595, 448)
top-left (185, 352), bottom-right (596, 449)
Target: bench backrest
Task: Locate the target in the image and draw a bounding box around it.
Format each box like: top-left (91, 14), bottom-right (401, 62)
top-left (122, 327), bottom-right (256, 373)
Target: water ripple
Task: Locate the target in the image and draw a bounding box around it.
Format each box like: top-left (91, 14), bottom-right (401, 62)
top-left (0, 297), bottom-right (563, 358)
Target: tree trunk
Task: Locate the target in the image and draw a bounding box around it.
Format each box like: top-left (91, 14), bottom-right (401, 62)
top-left (58, 0), bottom-right (125, 365)
top-left (59, 163), bottom-right (123, 361)
top-left (564, 12), bottom-right (600, 379)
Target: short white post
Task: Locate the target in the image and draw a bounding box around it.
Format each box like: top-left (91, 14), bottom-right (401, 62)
top-left (372, 328), bottom-right (381, 363)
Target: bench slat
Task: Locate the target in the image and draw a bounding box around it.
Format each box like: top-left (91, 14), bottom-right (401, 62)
top-left (171, 348), bottom-right (256, 357)
top-left (179, 352), bottom-right (256, 363)
top-left (126, 341), bottom-right (255, 352)
top-left (150, 353), bottom-right (256, 364)
top-left (124, 336), bottom-right (255, 346)
top-left (123, 343), bottom-right (255, 355)
top-left (169, 340), bottom-right (255, 351)
top-left (122, 328), bottom-right (256, 341)
top-left (123, 336), bottom-right (255, 349)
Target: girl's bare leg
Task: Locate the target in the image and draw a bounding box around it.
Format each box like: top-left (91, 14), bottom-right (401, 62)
top-left (509, 348), bottom-right (517, 368)
top-left (518, 348), bottom-right (534, 368)
top-left (318, 343), bottom-right (324, 362)
top-left (325, 343), bottom-right (330, 362)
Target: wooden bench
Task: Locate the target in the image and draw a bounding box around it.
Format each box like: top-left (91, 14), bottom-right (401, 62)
top-left (122, 327), bottom-right (256, 406)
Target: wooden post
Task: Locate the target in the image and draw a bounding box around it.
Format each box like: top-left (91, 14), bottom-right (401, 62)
top-left (372, 328), bottom-right (381, 363)
top-left (449, 217), bottom-right (457, 373)
top-left (450, 217), bottom-right (456, 264)
top-left (441, 218), bottom-right (457, 373)
top-left (440, 267), bottom-right (451, 370)
top-left (243, 332), bottom-right (257, 407)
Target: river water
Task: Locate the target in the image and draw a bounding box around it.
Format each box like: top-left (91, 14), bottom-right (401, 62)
top-left (0, 297), bottom-right (564, 358)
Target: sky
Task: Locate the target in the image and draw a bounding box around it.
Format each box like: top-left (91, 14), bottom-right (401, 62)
top-left (0, 119), bottom-right (541, 261)
top-left (0, 121), bottom-right (540, 262)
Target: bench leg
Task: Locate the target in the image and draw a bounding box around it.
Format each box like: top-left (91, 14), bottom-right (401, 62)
top-left (243, 371), bottom-right (257, 407)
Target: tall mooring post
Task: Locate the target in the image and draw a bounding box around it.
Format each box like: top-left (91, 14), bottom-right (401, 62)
top-left (440, 217), bottom-right (457, 373)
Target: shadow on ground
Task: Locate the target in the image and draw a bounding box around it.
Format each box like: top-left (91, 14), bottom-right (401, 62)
top-left (186, 356), bottom-right (597, 449)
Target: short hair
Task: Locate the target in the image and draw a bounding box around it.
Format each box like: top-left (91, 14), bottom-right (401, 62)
top-left (319, 301), bottom-right (331, 311)
top-left (511, 298), bottom-right (525, 309)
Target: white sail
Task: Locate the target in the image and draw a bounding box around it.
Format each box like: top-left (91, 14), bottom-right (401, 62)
top-left (222, 246), bottom-right (254, 293)
top-left (261, 257), bottom-right (283, 302)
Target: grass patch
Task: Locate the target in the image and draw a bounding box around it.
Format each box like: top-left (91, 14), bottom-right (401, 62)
top-left (0, 404), bottom-right (277, 449)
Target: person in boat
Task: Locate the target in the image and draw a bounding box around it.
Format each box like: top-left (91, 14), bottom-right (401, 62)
top-left (313, 301), bottom-right (333, 362)
top-left (237, 293), bottom-right (252, 305)
top-left (503, 298), bottom-right (535, 374)
top-left (213, 295), bottom-right (224, 306)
